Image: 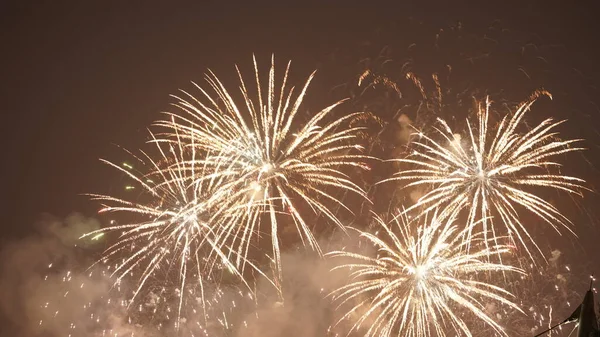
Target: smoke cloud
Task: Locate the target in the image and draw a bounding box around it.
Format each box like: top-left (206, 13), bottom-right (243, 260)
top-left (0, 212), bottom-right (581, 337)
top-left (0, 213), bottom-right (144, 337)
top-left (0, 214), bottom-right (366, 337)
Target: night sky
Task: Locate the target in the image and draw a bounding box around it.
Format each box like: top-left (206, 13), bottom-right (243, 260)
top-left (1, 1), bottom-right (598, 235)
top-left (1, 1), bottom-right (600, 335)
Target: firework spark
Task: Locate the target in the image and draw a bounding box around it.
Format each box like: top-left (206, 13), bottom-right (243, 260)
top-left (157, 55), bottom-right (369, 283)
top-left (83, 126), bottom-right (265, 327)
top-left (36, 259), bottom-right (257, 336)
top-left (386, 91), bottom-right (586, 259)
top-left (494, 253), bottom-right (581, 336)
top-left (328, 210), bottom-right (523, 337)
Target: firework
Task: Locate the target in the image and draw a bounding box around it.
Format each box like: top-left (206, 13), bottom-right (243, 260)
top-left (328, 210), bottom-right (523, 337)
top-left (386, 91), bottom-right (585, 259)
top-left (83, 125), bottom-right (265, 327)
top-left (156, 56), bottom-right (369, 283)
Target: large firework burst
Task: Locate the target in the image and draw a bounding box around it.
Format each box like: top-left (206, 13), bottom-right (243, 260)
top-left (328, 211), bottom-right (523, 337)
top-left (83, 125), bottom-right (264, 325)
top-left (157, 56), bottom-right (369, 283)
top-left (386, 91), bottom-right (586, 259)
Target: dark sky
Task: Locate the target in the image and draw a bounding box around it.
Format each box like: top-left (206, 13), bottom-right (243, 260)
top-left (0, 1), bottom-right (599, 252)
top-left (0, 1), bottom-right (394, 233)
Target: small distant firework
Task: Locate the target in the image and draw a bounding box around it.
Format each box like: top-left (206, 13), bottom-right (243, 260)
top-left (84, 126), bottom-right (262, 327)
top-left (328, 210), bottom-right (522, 337)
top-left (158, 56), bottom-right (369, 283)
top-left (387, 90), bottom-right (585, 259)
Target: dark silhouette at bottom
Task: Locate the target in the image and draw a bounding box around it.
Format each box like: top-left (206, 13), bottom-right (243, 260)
top-left (534, 279), bottom-right (599, 337)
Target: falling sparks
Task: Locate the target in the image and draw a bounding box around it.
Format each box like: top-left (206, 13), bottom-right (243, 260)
top-left (36, 261), bottom-right (254, 336)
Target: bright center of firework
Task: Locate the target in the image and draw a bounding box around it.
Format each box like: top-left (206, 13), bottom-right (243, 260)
top-left (250, 181), bottom-right (261, 192)
top-left (247, 181), bottom-right (265, 200)
top-left (405, 263), bottom-right (431, 291)
top-left (414, 265), bottom-right (428, 279)
top-left (478, 169), bottom-right (486, 179)
top-left (261, 163), bottom-right (272, 173)
top-left (184, 213), bottom-right (197, 224)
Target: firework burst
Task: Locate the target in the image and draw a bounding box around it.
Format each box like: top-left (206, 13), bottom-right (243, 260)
top-left (386, 90), bottom-right (586, 259)
top-left (83, 125), bottom-right (265, 327)
top-left (328, 210), bottom-right (523, 337)
top-left (157, 56), bottom-right (369, 283)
